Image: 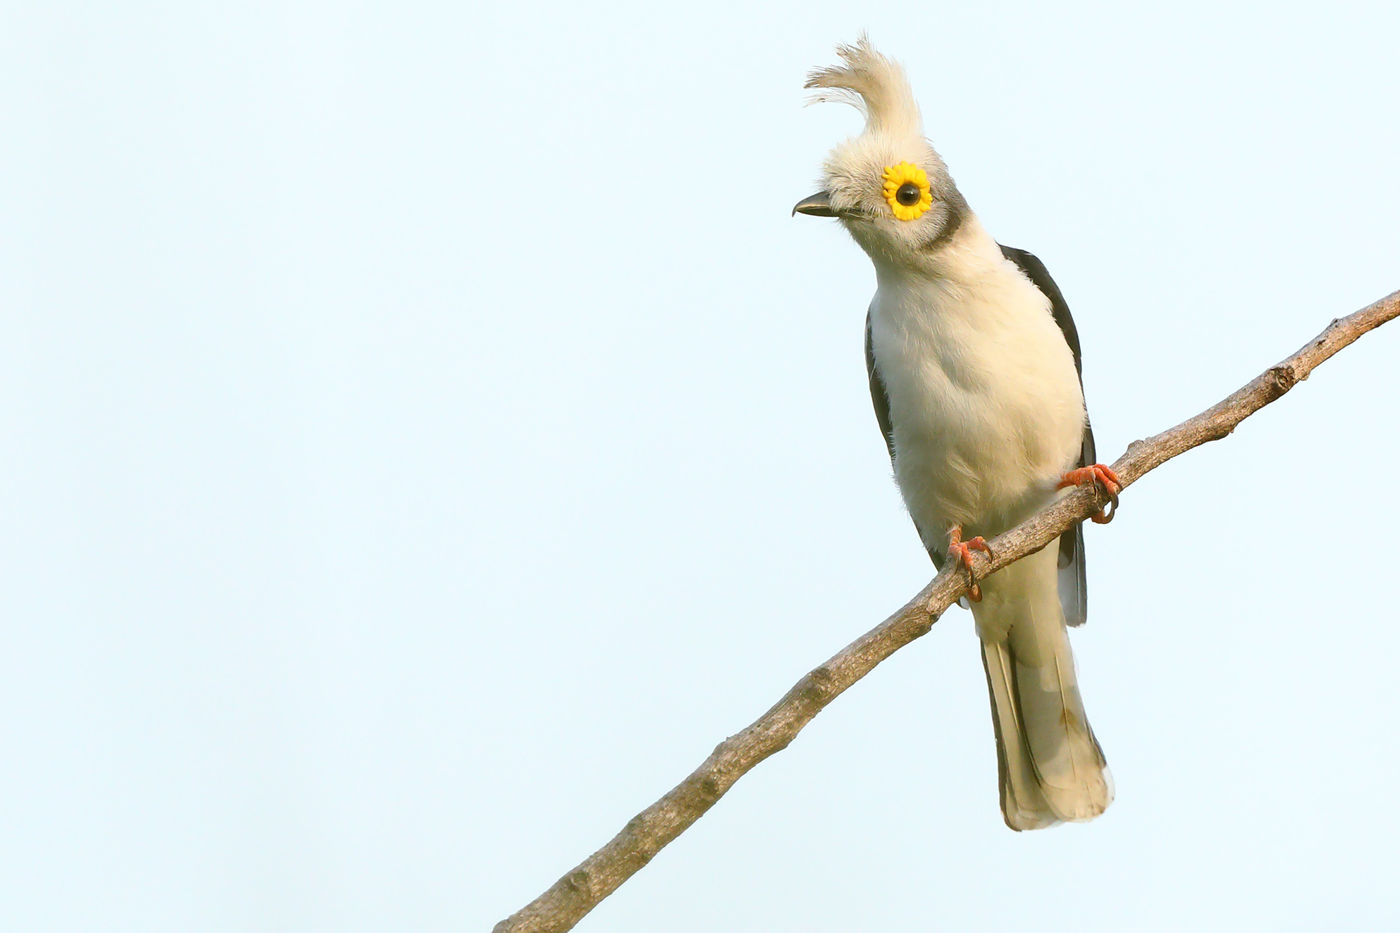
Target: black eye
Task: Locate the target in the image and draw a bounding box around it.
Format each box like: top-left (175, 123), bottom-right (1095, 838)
top-left (895, 182), bottom-right (922, 206)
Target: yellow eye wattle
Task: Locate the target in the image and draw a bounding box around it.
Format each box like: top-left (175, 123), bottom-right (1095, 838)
top-left (881, 162), bottom-right (933, 221)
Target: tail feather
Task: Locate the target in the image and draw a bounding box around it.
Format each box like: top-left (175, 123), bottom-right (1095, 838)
top-left (980, 640), bottom-right (1057, 830)
top-left (973, 546), bottom-right (1112, 830)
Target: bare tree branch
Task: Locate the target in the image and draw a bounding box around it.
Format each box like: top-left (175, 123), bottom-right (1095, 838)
top-left (493, 290), bottom-right (1400, 933)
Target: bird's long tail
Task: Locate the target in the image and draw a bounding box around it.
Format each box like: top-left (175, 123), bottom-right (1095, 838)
top-left (972, 545), bottom-right (1112, 830)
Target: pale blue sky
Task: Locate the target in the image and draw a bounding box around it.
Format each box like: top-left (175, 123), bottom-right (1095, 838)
top-left (4, 2), bottom-right (1399, 930)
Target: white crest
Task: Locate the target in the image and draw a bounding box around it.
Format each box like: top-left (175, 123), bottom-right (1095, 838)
top-left (805, 35), bottom-right (922, 139)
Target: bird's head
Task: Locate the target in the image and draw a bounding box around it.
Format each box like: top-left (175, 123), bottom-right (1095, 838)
top-left (794, 38), bottom-right (967, 266)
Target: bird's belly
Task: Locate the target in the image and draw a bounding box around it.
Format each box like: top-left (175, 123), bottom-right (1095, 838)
top-left (891, 379), bottom-right (1071, 532)
top-left (874, 306), bottom-right (1085, 545)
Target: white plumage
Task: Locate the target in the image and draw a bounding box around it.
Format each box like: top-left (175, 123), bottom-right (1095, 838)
top-left (797, 38), bottom-right (1112, 830)
top-left (869, 225), bottom-right (1085, 542)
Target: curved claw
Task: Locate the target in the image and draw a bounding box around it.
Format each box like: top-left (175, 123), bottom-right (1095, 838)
top-left (1059, 464), bottom-right (1123, 523)
top-left (1090, 485), bottom-right (1119, 524)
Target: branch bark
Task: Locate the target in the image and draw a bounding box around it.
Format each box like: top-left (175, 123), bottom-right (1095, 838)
top-left (494, 289), bottom-right (1400, 933)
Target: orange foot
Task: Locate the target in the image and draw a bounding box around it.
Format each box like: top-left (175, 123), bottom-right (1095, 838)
top-left (947, 525), bottom-right (994, 602)
top-left (1058, 464), bottom-right (1123, 524)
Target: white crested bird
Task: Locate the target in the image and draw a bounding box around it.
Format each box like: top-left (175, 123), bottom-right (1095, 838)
top-left (794, 38), bottom-right (1122, 831)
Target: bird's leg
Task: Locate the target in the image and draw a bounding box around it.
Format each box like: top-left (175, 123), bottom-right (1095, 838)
top-left (947, 525), bottom-right (993, 602)
top-left (1058, 464), bottom-right (1123, 524)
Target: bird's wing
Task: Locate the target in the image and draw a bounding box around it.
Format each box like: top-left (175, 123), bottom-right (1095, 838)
top-left (866, 311), bottom-right (946, 570)
top-left (999, 245), bottom-right (1095, 627)
top-left (865, 309), bottom-right (896, 461)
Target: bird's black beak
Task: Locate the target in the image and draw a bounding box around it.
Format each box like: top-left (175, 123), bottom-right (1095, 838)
top-left (792, 191), bottom-right (840, 217)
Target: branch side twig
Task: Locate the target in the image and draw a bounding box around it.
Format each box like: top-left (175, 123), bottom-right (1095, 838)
top-left (494, 289), bottom-right (1400, 933)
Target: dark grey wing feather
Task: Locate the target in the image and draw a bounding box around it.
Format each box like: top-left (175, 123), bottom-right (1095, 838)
top-left (865, 310), bottom-right (896, 461)
top-left (999, 245), bottom-right (1094, 627)
top-left (866, 311), bottom-right (945, 571)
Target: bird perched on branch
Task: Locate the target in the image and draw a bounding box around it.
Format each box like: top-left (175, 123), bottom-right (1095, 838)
top-left (794, 37), bottom-right (1121, 830)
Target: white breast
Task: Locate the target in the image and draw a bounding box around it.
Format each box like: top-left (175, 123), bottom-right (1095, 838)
top-left (869, 246), bottom-right (1086, 548)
